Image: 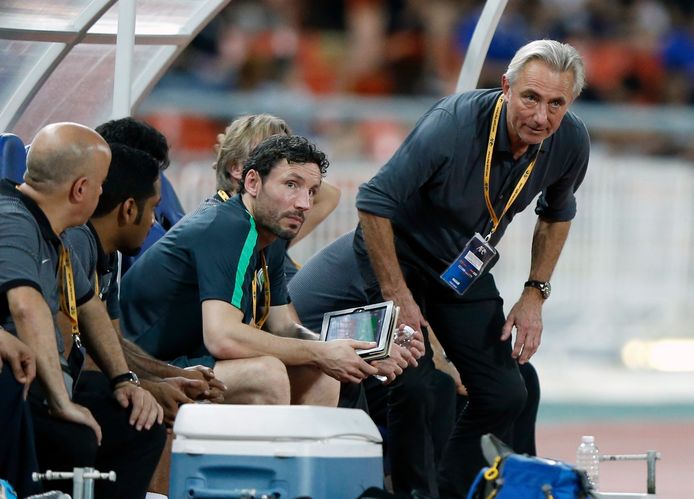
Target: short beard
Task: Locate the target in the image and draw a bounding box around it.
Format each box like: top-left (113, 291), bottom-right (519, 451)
top-left (255, 208), bottom-right (303, 241)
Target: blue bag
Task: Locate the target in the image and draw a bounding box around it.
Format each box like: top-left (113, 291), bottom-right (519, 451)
top-left (467, 434), bottom-right (595, 499)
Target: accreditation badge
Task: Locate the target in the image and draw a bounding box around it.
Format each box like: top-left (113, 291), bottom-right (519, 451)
top-left (440, 233), bottom-right (497, 295)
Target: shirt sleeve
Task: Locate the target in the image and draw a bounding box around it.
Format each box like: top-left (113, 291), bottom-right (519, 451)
top-left (63, 227), bottom-right (97, 289)
top-left (62, 228), bottom-right (96, 306)
top-left (194, 215), bottom-right (257, 314)
top-left (266, 241), bottom-right (289, 307)
top-left (356, 107), bottom-right (458, 218)
top-left (0, 211), bottom-right (44, 296)
top-left (71, 250), bottom-right (95, 306)
top-left (535, 118), bottom-right (590, 221)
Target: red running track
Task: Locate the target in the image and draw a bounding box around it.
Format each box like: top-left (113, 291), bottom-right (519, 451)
top-left (537, 421), bottom-right (694, 498)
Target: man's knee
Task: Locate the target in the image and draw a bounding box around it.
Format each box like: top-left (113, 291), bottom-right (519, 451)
top-left (480, 374), bottom-right (528, 421)
top-left (389, 363), bottom-right (438, 408)
top-left (252, 356), bottom-right (291, 404)
top-left (215, 356), bottom-right (290, 405)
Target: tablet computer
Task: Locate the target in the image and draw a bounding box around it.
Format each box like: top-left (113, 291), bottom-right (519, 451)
top-left (319, 301), bottom-right (399, 361)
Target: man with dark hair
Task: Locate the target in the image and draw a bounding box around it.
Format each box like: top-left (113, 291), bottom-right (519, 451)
top-left (0, 122), bottom-right (165, 499)
top-left (64, 142), bottom-right (225, 426)
top-left (120, 135), bottom-right (379, 406)
top-left (96, 117), bottom-right (170, 169)
top-left (97, 117), bottom-right (183, 283)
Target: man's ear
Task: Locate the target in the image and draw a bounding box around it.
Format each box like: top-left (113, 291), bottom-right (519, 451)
top-left (244, 169), bottom-right (261, 197)
top-left (119, 198), bottom-right (138, 225)
top-left (501, 74), bottom-right (510, 101)
top-left (69, 177), bottom-right (89, 203)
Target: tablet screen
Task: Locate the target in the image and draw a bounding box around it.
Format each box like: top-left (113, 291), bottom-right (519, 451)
top-left (325, 307), bottom-right (387, 342)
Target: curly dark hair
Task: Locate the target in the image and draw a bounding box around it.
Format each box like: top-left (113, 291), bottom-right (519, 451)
top-left (240, 135), bottom-right (329, 193)
top-left (96, 117), bottom-right (170, 169)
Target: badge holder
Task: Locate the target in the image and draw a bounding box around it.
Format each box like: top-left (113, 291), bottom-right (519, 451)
top-left (440, 233), bottom-right (497, 296)
top-left (65, 335), bottom-right (86, 389)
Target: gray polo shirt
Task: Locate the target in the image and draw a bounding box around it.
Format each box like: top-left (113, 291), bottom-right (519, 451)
top-left (0, 180), bottom-right (94, 355)
top-left (63, 222), bottom-right (120, 320)
top-left (119, 194), bottom-right (289, 362)
top-left (356, 88), bottom-right (590, 282)
top-left (288, 231), bottom-right (367, 332)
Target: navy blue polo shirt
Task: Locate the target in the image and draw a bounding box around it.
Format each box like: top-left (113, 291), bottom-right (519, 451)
top-left (356, 88), bottom-right (590, 282)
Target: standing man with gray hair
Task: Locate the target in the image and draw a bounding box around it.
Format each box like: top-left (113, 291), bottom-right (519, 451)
top-left (354, 40), bottom-right (590, 497)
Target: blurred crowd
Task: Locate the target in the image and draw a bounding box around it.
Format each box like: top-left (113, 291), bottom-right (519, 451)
top-left (163, 0), bottom-right (694, 104)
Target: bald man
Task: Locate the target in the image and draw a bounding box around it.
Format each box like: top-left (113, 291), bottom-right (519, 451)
top-left (0, 123), bottom-right (165, 499)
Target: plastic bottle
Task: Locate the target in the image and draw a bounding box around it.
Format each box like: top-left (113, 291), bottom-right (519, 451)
top-left (576, 435), bottom-right (600, 490)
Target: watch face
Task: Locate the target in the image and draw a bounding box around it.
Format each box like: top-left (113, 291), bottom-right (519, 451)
top-left (525, 280), bottom-right (551, 299)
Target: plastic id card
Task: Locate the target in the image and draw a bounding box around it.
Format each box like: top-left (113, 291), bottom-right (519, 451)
top-left (440, 233), bottom-right (497, 295)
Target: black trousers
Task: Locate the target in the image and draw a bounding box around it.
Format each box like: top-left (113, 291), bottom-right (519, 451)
top-left (378, 359), bottom-right (456, 497)
top-left (419, 276), bottom-right (528, 499)
top-left (30, 371), bottom-right (166, 499)
top-left (0, 367), bottom-right (40, 497)
top-left (359, 248), bottom-right (528, 498)
top-left (337, 360), bottom-right (456, 498)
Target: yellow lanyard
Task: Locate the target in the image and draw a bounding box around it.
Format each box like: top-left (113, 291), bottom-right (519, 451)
top-left (217, 189), bottom-right (230, 202)
top-left (483, 95), bottom-right (543, 241)
top-left (251, 250), bottom-right (270, 329)
top-left (218, 189), bottom-right (270, 328)
top-left (58, 245), bottom-right (82, 346)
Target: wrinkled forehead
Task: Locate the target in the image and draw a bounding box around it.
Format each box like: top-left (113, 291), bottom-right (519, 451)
top-left (514, 60), bottom-right (575, 99)
top-left (272, 159), bottom-right (322, 184)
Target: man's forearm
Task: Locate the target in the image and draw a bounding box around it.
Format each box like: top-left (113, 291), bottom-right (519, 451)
top-left (528, 218), bottom-right (571, 281)
top-left (357, 211), bottom-right (407, 298)
top-left (77, 296), bottom-right (129, 379)
top-left (120, 336), bottom-right (181, 379)
top-left (214, 324), bottom-right (317, 365)
top-left (203, 301), bottom-right (318, 366)
top-left (8, 287), bottom-right (72, 409)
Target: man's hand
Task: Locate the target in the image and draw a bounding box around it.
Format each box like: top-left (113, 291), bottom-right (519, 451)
top-left (370, 359), bottom-right (402, 384)
top-left (371, 344), bottom-right (411, 383)
top-left (386, 289), bottom-right (429, 337)
top-left (50, 400), bottom-right (103, 445)
top-left (114, 383), bottom-right (164, 431)
top-left (183, 365), bottom-right (226, 402)
top-left (432, 354), bottom-right (467, 396)
top-left (501, 289), bottom-right (544, 364)
top-left (395, 324), bottom-right (426, 367)
top-left (141, 379), bottom-right (193, 427)
top-left (317, 340), bottom-right (379, 383)
top-left (0, 330), bottom-right (36, 399)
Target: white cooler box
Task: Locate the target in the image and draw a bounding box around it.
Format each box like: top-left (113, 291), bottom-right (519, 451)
top-left (170, 404), bottom-right (383, 499)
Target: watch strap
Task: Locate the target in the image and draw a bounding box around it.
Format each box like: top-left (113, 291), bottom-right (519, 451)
top-left (109, 371), bottom-right (139, 391)
top-left (524, 280), bottom-right (550, 298)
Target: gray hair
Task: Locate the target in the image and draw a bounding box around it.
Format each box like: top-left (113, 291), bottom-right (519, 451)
top-left (505, 40), bottom-right (585, 98)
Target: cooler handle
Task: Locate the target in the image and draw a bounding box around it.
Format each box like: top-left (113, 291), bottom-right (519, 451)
top-left (187, 486), bottom-right (285, 498)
